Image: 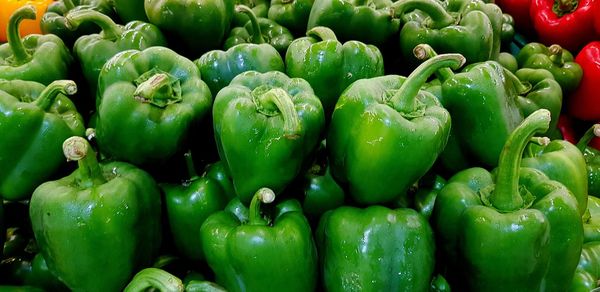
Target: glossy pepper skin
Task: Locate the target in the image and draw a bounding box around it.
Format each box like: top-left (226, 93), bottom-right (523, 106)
top-left (530, 0), bottom-right (598, 52)
top-left (213, 71), bottom-right (325, 204)
top-left (328, 53), bottom-right (464, 205)
top-left (570, 241), bottom-right (600, 291)
top-left (65, 9), bottom-right (167, 98)
top-left (195, 5), bottom-right (285, 97)
top-left (393, 0), bottom-right (502, 66)
top-left (432, 110), bottom-right (583, 291)
top-left (40, 0), bottom-right (116, 47)
top-left (112, 0), bottom-right (148, 22)
top-left (233, 0), bottom-right (268, 27)
top-left (413, 173), bottom-right (446, 220)
top-left (583, 196), bottom-right (600, 242)
top-left (317, 205), bottom-right (435, 291)
top-left (29, 137), bottom-right (162, 292)
top-left (95, 47), bottom-right (212, 166)
top-left (161, 152), bottom-right (230, 261)
top-left (0, 5), bottom-right (73, 85)
top-left (200, 188), bottom-right (318, 292)
top-left (514, 68), bottom-right (563, 135)
top-left (567, 42), bottom-right (600, 121)
top-left (307, 0), bottom-right (401, 46)
top-left (285, 26), bottom-right (385, 116)
top-left (144, 0), bottom-right (234, 58)
top-left (268, 0), bottom-right (313, 36)
top-left (516, 42), bottom-right (583, 94)
top-left (0, 80), bottom-right (84, 201)
top-left (576, 124), bottom-right (600, 198)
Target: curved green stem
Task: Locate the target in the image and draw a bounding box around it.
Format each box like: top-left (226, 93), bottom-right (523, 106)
top-left (491, 109), bottom-right (551, 211)
top-left (186, 281), bottom-right (227, 292)
top-left (65, 9), bottom-right (123, 40)
top-left (306, 26), bottom-right (338, 42)
top-left (7, 5), bottom-right (36, 65)
top-left (63, 136), bottom-right (106, 188)
top-left (248, 188), bottom-right (276, 226)
top-left (255, 88), bottom-right (302, 139)
top-left (34, 80), bottom-right (77, 111)
top-left (236, 5), bottom-right (264, 44)
top-left (123, 268), bottom-right (184, 292)
top-left (503, 68), bottom-right (532, 95)
top-left (389, 53), bottom-right (465, 113)
top-left (184, 151), bottom-right (199, 181)
top-left (63, 0), bottom-right (76, 10)
top-left (548, 44), bottom-right (565, 66)
top-left (391, 0), bottom-right (455, 29)
top-left (576, 124), bottom-right (600, 152)
top-left (413, 44), bottom-right (454, 82)
top-left (133, 71), bottom-right (182, 108)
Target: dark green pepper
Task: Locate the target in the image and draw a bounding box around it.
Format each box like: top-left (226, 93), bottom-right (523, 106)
top-left (413, 173), bottom-right (446, 220)
top-left (200, 188), bottom-right (318, 292)
top-left (0, 80), bottom-right (84, 201)
top-left (233, 0), bottom-right (269, 27)
top-left (583, 196), bottom-right (600, 243)
top-left (576, 124), bottom-right (600, 198)
top-left (212, 70), bottom-right (325, 204)
top-left (112, 0), bottom-right (148, 22)
top-left (29, 136), bottom-right (162, 292)
top-left (0, 5), bottom-right (73, 85)
top-left (514, 68), bottom-right (563, 135)
top-left (268, 0), bottom-right (313, 35)
top-left (570, 241), bottom-right (600, 291)
top-left (285, 26), bottom-right (385, 116)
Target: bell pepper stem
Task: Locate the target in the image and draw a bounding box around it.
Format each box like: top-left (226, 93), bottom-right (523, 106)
top-left (65, 9), bottom-right (123, 40)
top-left (491, 109), bottom-right (551, 211)
top-left (248, 188), bottom-right (276, 226)
top-left (7, 5), bottom-right (36, 65)
top-left (548, 44), bottom-right (565, 66)
top-left (306, 26), bottom-right (338, 42)
top-left (184, 151), bottom-right (200, 181)
top-left (123, 268), bottom-right (184, 292)
top-left (413, 44), bottom-right (454, 82)
top-left (503, 68), bottom-right (532, 95)
top-left (553, 0), bottom-right (577, 16)
top-left (133, 72), bottom-right (180, 107)
top-left (34, 80), bottom-right (77, 111)
top-left (576, 124), bottom-right (600, 152)
top-left (63, 0), bottom-right (76, 10)
top-left (389, 53), bottom-right (465, 114)
top-left (254, 88), bottom-right (302, 139)
top-left (63, 136), bottom-right (107, 188)
top-left (235, 5), bottom-right (264, 44)
top-left (391, 0), bottom-right (455, 29)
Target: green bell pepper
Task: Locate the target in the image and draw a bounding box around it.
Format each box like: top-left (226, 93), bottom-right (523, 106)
top-left (413, 173), bottom-right (446, 220)
top-left (0, 5), bottom-right (73, 85)
top-left (233, 0), bottom-right (268, 27)
top-left (328, 53), bottom-right (464, 205)
top-left (40, 0), bottom-right (116, 47)
top-left (583, 196), bottom-right (600, 243)
top-left (514, 68), bottom-right (563, 135)
top-left (0, 80), bottom-right (84, 201)
top-left (144, 0), bottom-right (234, 57)
top-left (195, 5), bottom-right (285, 97)
top-left (431, 109), bottom-right (583, 291)
top-left (29, 136), bottom-right (162, 292)
top-left (393, 0), bottom-right (502, 66)
top-left (285, 26), bottom-right (385, 116)
top-left (161, 152), bottom-right (229, 261)
top-left (576, 124), bottom-right (600, 197)
top-left (112, 0), bottom-right (148, 22)
top-left (501, 13), bottom-right (515, 50)
top-left (268, 0), bottom-right (313, 35)
top-left (498, 51), bottom-right (519, 73)
top-left (316, 205), bottom-right (435, 291)
top-left (200, 188), bottom-right (318, 292)
top-left (65, 9), bottom-right (167, 99)
top-left (212, 70), bottom-right (325, 204)
top-left (224, 5), bottom-right (294, 57)
top-left (570, 241), bottom-right (600, 291)
top-left (307, 0), bottom-right (401, 46)
top-left (95, 47), bottom-right (212, 166)
top-left (123, 268), bottom-right (184, 292)
top-left (516, 42), bottom-right (583, 94)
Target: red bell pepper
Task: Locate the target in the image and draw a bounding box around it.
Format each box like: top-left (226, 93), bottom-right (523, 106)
top-left (595, 2), bottom-right (600, 35)
top-left (530, 0), bottom-right (598, 52)
top-left (495, 0), bottom-right (535, 35)
top-left (558, 114), bottom-right (600, 151)
top-left (568, 41), bottom-right (600, 121)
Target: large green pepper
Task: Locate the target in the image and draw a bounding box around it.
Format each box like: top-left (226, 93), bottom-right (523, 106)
top-left (0, 5), bottom-right (73, 85)
top-left (29, 136), bottom-right (162, 292)
top-left (570, 241), bottom-right (600, 291)
top-left (307, 0), bottom-right (401, 46)
top-left (316, 205), bottom-right (435, 291)
top-left (144, 0), bottom-right (234, 57)
top-left (95, 47), bottom-right (212, 166)
top-left (233, 0), bottom-right (268, 27)
top-left (195, 5), bottom-right (285, 97)
top-left (516, 42), bottom-right (583, 94)
top-left (268, 0), bottom-right (313, 35)
top-left (224, 5), bottom-right (294, 56)
top-left (161, 152), bottom-right (230, 261)
top-left (66, 9), bottom-right (167, 99)
top-left (40, 0), bottom-right (116, 47)
top-left (576, 124), bottom-right (600, 197)
top-left (327, 53), bottom-right (464, 205)
top-left (0, 80), bottom-right (84, 201)
top-left (584, 196), bottom-right (600, 243)
top-left (112, 0), bottom-right (148, 22)
top-left (285, 26), bottom-right (385, 116)
top-left (431, 109), bottom-right (583, 291)
top-left (200, 188), bottom-right (318, 292)
top-left (393, 0), bottom-right (501, 65)
top-left (212, 70), bottom-right (325, 204)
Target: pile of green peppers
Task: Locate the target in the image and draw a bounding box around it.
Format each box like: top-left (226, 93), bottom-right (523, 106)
top-left (1, 0), bottom-right (599, 291)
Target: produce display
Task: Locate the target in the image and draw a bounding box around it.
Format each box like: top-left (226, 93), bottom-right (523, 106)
top-left (2, 0), bottom-right (600, 291)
